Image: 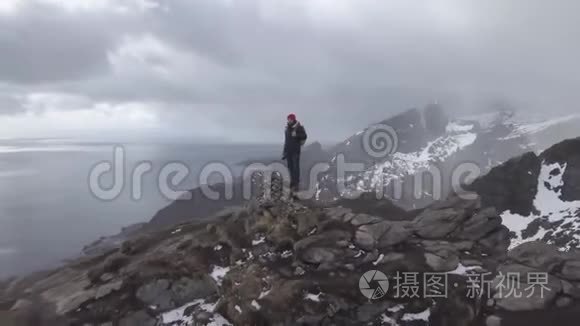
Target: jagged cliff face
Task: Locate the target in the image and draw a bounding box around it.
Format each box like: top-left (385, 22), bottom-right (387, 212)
top-left (470, 137), bottom-right (580, 250)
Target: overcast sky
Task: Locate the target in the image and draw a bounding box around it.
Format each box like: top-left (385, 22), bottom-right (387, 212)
top-left (1, 0), bottom-right (579, 143)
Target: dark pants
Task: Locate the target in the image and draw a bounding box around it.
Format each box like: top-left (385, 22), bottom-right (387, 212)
top-left (286, 153), bottom-right (301, 190)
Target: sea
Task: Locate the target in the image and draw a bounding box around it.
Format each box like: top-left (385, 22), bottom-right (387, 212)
top-left (0, 139), bottom-right (278, 278)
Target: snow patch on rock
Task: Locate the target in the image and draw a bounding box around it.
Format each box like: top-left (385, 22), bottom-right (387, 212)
top-left (161, 299), bottom-right (231, 326)
top-left (251, 300), bottom-right (261, 310)
top-left (304, 292), bottom-right (322, 302)
top-left (446, 121), bottom-right (474, 133)
top-left (372, 253), bottom-right (384, 265)
top-left (210, 266), bottom-right (231, 286)
top-left (258, 289), bottom-right (271, 299)
top-left (388, 304), bottom-right (405, 313)
top-left (501, 161), bottom-right (580, 250)
top-left (401, 308), bottom-right (430, 322)
top-left (252, 236), bottom-right (265, 246)
top-left (448, 263), bottom-right (481, 275)
top-left (380, 314), bottom-right (399, 325)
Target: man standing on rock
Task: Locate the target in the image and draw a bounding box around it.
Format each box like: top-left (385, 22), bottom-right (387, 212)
top-left (282, 113), bottom-right (307, 193)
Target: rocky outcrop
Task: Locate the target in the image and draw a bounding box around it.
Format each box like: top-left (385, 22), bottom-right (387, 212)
top-left (6, 155), bottom-right (580, 326)
top-left (488, 241), bottom-right (580, 315)
top-left (470, 137), bottom-right (580, 214)
top-left (466, 136), bottom-right (580, 251)
top-left (0, 191), bottom-right (528, 326)
top-left (468, 152), bottom-right (542, 216)
top-left (540, 137), bottom-right (580, 201)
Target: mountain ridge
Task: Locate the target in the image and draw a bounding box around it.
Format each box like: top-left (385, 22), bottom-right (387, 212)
top-left (3, 136), bottom-right (580, 325)
top-left (81, 106), bottom-right (580, 256)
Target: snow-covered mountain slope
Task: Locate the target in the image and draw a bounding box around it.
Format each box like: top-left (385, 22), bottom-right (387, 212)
top-left (363, 121), bottom-right (478, 188)
top-left (470, 137), bottom-right (580, 251)
top-left (501, 113), bottom-right (580, 142)
top-left (315, 107), bottom-right (580, 211)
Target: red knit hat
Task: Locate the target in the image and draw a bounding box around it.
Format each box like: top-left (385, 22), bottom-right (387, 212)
top-left (287, 113), bottom-right (296, 121)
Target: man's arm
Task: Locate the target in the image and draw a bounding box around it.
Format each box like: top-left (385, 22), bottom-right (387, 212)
top-left (282, 129), bottom-right (289, 159)
top-left (297, 125), bottom-right (307, 145)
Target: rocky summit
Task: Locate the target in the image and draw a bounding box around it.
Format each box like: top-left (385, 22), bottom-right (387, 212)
top-left (3, 177), bottom-right (580, 325)
top-left (3, 128), bottom-right (580, 325)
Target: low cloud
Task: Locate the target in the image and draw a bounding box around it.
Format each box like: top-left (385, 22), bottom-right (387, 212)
top-left (1, 0), bottom-right (579, 142)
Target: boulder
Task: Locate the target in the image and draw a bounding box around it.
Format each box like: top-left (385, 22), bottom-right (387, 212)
top-left (136, 276), bottom-right (216, 312)
top-left (300, 247), bottom-right (344, 265)
top-left (457, 207), bottom-right (502, 240)
top-left (95, 281), bottom-right (123, 300)
top-left (374, 252), bottom-right (406, 264)
top-left (294, 230), bottom-right (352, 252)
top-left (452, 240), bottom-right (474, 251)
top-left (355, 221), bottom-right (412, 250)
top-left (343, 212), bottom-right (356, 223)
top-left (478, 226), bottom-right (510, 255)
top-left (119, 311), bottom-right (156, 326)
top-left (325, 207), bottom-right (352, 220)
top-left (356, 222), bottom-right (390, 244)
top-left (295, 211), bottom-right (319, 236)
top-left (102, 253), bottom-right (130, 273)
top-left (136, 279), bottom-right (172, 311)
top-left (356, 301), bottom-right (393, 322)
top-left (508, 241), bottom-right (563, 272)
top-left (354, 229), bottom-right (376, 251)
top-left (170, 276), bottom-right (217, 306)
top-left (493, 264), bottom-right (561, 311)
top-left (560, 260), bottom-right (580, 281)
top-left (421, 240), bottom-right (458, 255)
top-left (378, 222), bottom-right (413, 248)
top-left (561, 280), bottom-right (580, 299)
top-left (350, 214), bottom-right (382, 227)
top-left (424, 252), bottom-right (459, 272)
top-left (267, 220), bottom-right (297, 249)
top-left (413, 208), bottom-right (466, 239)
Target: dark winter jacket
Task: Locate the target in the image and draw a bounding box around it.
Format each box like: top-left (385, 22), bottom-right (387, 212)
top-left (283, 121), bottom-right (307, 157)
